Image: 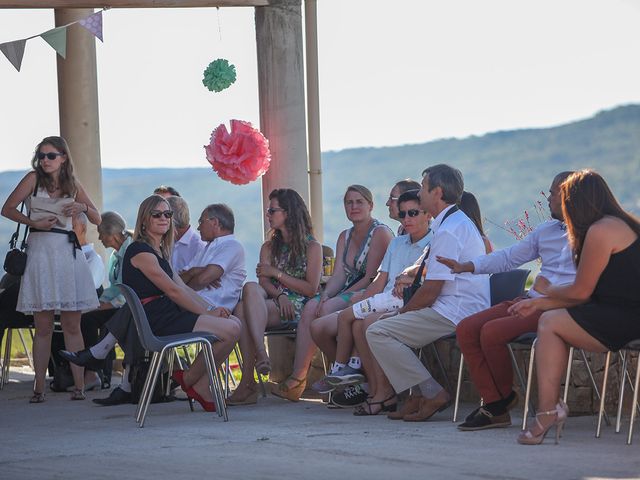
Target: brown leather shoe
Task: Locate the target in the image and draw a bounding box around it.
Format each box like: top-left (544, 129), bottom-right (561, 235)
top-left (403, 390), bottom-right (452, 422)
top-left (387, 394), bottom-right (421, 420)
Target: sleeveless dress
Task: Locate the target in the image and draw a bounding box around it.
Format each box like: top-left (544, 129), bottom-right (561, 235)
top-left (122, 241), bottom-right (198, 336)
top-left (338, 219), bottom-right (392, 301)
top-left (568, 237), bottom-right (640, 351)
top-left (17, 187), bottom-right (99, 314)
top-left (270, 236), bottom-right (314, 324)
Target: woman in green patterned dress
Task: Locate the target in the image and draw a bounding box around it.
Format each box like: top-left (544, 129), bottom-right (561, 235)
top-left (228, 189), bottom-right (322, 405)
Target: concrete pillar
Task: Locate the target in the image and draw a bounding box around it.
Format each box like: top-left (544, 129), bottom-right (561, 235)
top-left (255, 1), bottom-right (320, 386)
top-left (305, 0), bottom-right (323, 245)
top-left (54, 9), bottom-right (103, 216)
top-left (255, 0), bottom-right (309, 227)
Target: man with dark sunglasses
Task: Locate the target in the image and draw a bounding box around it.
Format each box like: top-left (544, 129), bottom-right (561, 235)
top-left (312, 191), bottom-right (432, 404)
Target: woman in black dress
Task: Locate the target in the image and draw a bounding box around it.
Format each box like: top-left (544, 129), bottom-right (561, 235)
top-left (123, 194), bottom-right (241, 411)
top-left (510, 170), bottom-right (640, 445)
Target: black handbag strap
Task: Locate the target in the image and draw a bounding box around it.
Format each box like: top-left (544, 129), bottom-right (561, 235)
top-left (409, 205), bottom-right (459, 289)
top-left (9, 202), bottom-right (29, 250)
top-left (10, 178), bottom-right (39, 250)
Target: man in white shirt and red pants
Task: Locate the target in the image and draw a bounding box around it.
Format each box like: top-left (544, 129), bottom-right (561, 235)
top-left (437, 171), bottom-right (575, 430)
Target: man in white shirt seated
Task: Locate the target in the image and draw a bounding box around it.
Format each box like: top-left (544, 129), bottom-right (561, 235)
top-left (436, 171), bottom-right (575, 431)
top-left (166, 196), bottom-right (205, 273)
top-left (180, 204), bottom-right (247, 312)
top-left (366, 164), bottom-right (490, 422)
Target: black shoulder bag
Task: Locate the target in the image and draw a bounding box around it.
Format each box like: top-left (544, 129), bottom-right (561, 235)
top-left (402, 205), bottom-right (459, 306)
top-left (3, 202), bottom-right (29, 276)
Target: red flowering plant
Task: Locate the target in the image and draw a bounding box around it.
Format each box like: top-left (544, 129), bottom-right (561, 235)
top-left (486, 192), bottom-right (550, 241)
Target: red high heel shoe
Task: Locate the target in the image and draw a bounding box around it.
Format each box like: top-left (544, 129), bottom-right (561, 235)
top-left (187, 386), bottom-right (217, 412)
top-left (171, 370), bottom-right (190, 394)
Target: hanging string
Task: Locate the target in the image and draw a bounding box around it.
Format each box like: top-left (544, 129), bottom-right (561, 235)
top-left (216, 7), bottom-right (223, 43)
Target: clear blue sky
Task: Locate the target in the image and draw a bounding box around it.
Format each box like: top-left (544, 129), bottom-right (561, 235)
top-left (0, 0), bottom-right (639, 172)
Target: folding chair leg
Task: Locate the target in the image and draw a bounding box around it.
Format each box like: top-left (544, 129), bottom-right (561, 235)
top-left (616, 351), bottom-right (628, 433)
top-left (562, 347), bottom-right (573, 404)
top-left (430, 343), bottom-right (452, 394)
top-left (581, 349), bottom-right (611, 426)
top-left (1, 328), bottom-right (12, 389)
top-left (166, 348), bottom-right (175, 397)
top-left (17, 329), bottom-right (34, 371)
top-left (453, 353), bottom-right (464, 422)
top-left (203, 341), bottom-right (228, 421)
top-left (138, 350), bottom-right (165, 428)
top-left (522, 339), bottom-right (536, 431)
top-left (596, 351), bottom-right (611, 438)
top-left (627, 353), bottom-right (640, 445)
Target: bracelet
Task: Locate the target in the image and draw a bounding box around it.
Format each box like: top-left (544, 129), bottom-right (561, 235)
top-left (276, 292), bottom-right (286, 300)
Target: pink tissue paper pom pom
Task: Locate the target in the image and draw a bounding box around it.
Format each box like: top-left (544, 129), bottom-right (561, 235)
top-left (204, 120), bottom-right (271, 185)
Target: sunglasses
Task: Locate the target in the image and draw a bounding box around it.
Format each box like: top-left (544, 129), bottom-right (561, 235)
top-left (37, 152), bottom-right (65, 161)
top-left (398, 209), bottom-right (423, 219)
top-left (150, 210), bottom-right (173, 219)
top-left (266, 207), bottom-right (285, 215)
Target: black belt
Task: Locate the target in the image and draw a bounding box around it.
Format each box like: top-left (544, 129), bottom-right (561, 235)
top-left (30, 227), bottom-right (82, 258)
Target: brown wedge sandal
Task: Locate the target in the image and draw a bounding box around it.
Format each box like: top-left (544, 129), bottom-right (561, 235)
top-left (271, 375), bottom-right (306, 402)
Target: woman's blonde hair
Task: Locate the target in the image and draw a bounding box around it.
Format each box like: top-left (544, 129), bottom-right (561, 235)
top-left (344, 184), bottom-right (373, 207)
top-left (133, 195), bottom-right (174, 260)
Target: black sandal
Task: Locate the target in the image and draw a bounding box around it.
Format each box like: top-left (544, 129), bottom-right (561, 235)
top-left (353, 395), bottom-right (397, 416)
top-left (29, 391), bottom-right (45, 404)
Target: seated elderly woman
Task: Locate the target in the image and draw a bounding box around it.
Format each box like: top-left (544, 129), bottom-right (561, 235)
top-left (509, 170), bottom-right (640, 445)
top-left (272, 185), bottom-right (393, 402)
top-left (228, 189), bottom-right (322, 405)
top-left (62, 195), bottom-right (241, 411)
top-left (75, 211), bottom-right (133, 391)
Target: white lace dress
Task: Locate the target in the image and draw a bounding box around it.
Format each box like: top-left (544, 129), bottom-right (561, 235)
top-left (17, 187), bottom-right (99, 314)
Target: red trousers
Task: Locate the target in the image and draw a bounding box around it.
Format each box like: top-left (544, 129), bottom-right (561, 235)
top-left (456, 298), bottom-right (542, 404)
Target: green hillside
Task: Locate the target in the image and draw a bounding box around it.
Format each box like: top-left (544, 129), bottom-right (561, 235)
top-left (0, 104), bottom-right (638, 277)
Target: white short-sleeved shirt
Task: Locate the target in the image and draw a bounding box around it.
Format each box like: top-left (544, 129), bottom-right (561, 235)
top-left (172, 226), bottom-right (205, 274)
top-left (471, 220), bottom-right (575, 298)
top-left (186, 234), bottom-right (246, 311)
top-left (81, 243), bottom-right (105, 290)
top-left (379, 231), bottom-right (433, 293)
top-left (425, 205), bottom-right (490, 324)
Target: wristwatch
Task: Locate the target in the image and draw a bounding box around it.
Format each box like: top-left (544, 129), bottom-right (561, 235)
top-left (206, 305), bottom-right (215, 312)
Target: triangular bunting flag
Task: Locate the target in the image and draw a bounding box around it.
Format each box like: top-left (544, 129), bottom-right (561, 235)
top-left (40, 26), bottom-right (67, 58)
top-left (78, 11), bottom-right (103, 42)
top-left (0, 39), bottom-right (26, 71)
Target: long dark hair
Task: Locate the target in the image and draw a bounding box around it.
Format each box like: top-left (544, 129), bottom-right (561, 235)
top-left (562, 169), bottom-right (640, 264)
top-left (459, 191), bottom-right (486, 237)
top-left (30, 136), bottom-right (77, 196)
top-left (268, 189), bottom-right (314, 269)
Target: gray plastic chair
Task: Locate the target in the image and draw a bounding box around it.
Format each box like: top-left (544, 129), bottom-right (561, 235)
top-left (452, 269), bottom-right (530, 422)
top-left (117, 284), bottom-right (228, 427)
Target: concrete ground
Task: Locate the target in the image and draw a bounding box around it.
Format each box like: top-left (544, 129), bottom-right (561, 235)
top-left (1, 367), bottom-right (639, 480)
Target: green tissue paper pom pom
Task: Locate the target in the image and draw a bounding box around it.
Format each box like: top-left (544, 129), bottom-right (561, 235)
top-left (202, 58), bottom-right (237, 93)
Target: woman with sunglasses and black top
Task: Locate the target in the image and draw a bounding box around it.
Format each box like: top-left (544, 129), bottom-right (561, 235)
top-left (64, 195), bottom-right (241, 411)
top-left (1, 136), bottom-right (101, 403)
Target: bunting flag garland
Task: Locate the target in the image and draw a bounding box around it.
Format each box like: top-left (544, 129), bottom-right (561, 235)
top-left (0, 9), bottom-right (107, 71)
top-left (78, 11), bottom-right (104, 42)
top-left (40, 26), bottom-right (67, 59)
top-left (0, 39), bottom-right (26, 72)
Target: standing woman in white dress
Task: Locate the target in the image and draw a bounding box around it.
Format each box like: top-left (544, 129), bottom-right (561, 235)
top-left (1, 136), bottom-right (101, 402)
